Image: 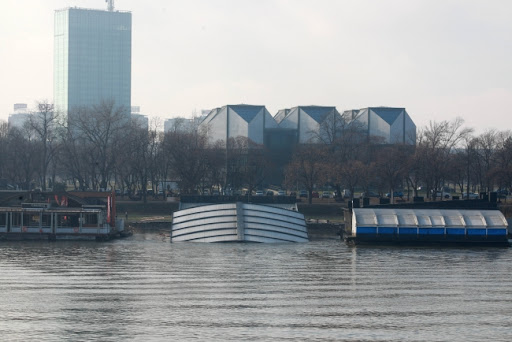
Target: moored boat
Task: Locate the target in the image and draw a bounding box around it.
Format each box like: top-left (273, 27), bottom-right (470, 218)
top-left (0, 191), bottom-right (126, 241)
top-left (171, 197), bottom-right (308, 243)
top-left (345, 207), bottom-right (509, 246)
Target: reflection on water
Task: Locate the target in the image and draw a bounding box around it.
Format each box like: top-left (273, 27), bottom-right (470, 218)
top-left (1, 233), bottom-right (512, 341)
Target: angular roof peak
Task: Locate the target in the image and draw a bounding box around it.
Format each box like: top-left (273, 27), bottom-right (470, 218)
top-left (297, 105), bottom-right (336, 123)
top-left (369, 107), bottom-right (405, 125)
top-left (228, 104), bottom-right (264, 123)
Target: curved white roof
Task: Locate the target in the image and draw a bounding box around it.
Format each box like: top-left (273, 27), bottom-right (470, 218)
top-left (352, 208), bottom-right (507, 231)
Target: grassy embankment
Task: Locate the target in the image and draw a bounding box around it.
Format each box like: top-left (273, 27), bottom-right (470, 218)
top-left (116, 198), bottom-right (348, 224)
top-left (117, 196), bottom-right (512, 224)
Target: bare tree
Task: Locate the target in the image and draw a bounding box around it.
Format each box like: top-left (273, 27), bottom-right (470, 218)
top-left (69, 100), bottom-right (128, 190)
top-left (474, 129), bottom-right (499, 193)
top-left (4, 126), bottom-right (39, 190)
top-left (374, 145), bottom-right (409, 203)
top-left (0, 120), bottom-right (8, 181)
top-left (225, 137), bottom-right (271, 194)
top-left (27, 101), bottom-right (61, 190)
top-left (331, 160), bottom-right (367, 201)
top-left (285, 144), bottom-right (328, 204)
top-left (416, 118), bottom-right (473, 200)
top-left (162, 129), bottom-right (209, 194)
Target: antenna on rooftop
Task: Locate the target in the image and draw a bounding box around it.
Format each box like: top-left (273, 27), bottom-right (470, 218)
top-left (105, 0), bottom-right (115, 12)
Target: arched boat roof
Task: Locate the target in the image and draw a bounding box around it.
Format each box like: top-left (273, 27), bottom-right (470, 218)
top-left (352, 208), bottom-right (507, 228)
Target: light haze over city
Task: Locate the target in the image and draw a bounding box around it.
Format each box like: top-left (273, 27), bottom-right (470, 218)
top-left (1, 0), bottom-right (511, 132)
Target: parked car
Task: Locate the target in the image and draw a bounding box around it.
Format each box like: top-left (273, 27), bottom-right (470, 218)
top-left (462, 192), bottom-right (479, 199)
top-left (312, 191), bottom-right (319, 198)
top-left (321, 191), bottom-right (332, 198)
top-left (299, 190), bottom-right (308, 198)
top-left (360, 191), bottom-right (379, 198)
top-left (434, 191), bottom-right (451, 199)
top-left (212, 190), bottom-right (220, 196)
top-left (386, 191), bottom-right (403, 198)
top-left (497, 189), bottom-right (509, 198)
top-left (266, 191), bottom-right (274, 196)
top-left (289, 191), bottom-right (297, 198)
top-left (277, 190), bottom-right (286, 196)
top-left (255, 190), bottom-right (264, 196)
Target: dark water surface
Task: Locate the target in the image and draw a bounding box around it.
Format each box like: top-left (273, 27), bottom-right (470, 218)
top-left (1, 233), bottom-right (511, 341)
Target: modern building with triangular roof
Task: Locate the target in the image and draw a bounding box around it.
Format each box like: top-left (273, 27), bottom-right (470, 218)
top-left (199, 104), bottom-right (278, 145)
top-left (347, 107), bottom-right (416, 144)
top-left (274, 109), bottom-right (290, 124)
top-left (276, 106), bottom-right (342, 143)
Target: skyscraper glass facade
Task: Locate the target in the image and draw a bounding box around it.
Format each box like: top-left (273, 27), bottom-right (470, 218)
top-left (54, 8), bottom-right (131, 123)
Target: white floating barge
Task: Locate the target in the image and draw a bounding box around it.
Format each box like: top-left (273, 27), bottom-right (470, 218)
top-left (171, 200), bottom-right (308, 243)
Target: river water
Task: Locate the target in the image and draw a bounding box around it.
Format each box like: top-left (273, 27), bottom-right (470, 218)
top-left (1, 233), bottom-right (511, 342)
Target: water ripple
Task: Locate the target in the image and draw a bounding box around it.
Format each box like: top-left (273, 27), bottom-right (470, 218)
top-left (0, 238), bottom-right (511, 341)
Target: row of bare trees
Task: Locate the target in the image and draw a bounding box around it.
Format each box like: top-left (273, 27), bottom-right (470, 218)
top-left (0, 101), bottom-right (270, 202)
top-left (2, 103), bottom-right (512, 205)
top-left (285, 117), bottom-right (512, 203)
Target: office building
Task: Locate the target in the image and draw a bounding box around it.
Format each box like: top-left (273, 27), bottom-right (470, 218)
top-left (54, 6), bottom-right (131, 126)
top-left (7, 104), bottom-right (31, 130)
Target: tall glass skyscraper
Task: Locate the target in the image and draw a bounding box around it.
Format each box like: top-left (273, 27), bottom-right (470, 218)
top-left (54, 8), bottom-right (131, 125)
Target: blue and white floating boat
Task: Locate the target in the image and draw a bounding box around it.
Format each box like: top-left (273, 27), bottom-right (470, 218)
top-left (346, 208), bottom-right (509, 246)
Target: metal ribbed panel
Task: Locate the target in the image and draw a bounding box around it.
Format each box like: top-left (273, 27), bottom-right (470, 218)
top-left (171, 202), bottom-right (308, 243)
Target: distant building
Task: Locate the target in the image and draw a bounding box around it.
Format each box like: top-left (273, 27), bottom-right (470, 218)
top-left (276, 106), bottom-right (342, 143)
top-left (341, 109), bottom-right (360, 121)
top-left (164, 117), bottom-right (201, 133)
top-left (197, 104), bottom-right (416, 147)
top-left (131, 113), bottom-right (149, 130)
top-left (54, 7), bottom-right (132, 127)
top-left (199, 104), bottom-right (278, 145)
top-left (8, 104), bottom-right (30, 130)
top-left (345, 107), bottom-right (416, 144)
top-left (273, 109), bottom-right (290, 124)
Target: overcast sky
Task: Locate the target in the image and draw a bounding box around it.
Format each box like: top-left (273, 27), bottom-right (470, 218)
top-left (1, 0), bottom-right (511, 132)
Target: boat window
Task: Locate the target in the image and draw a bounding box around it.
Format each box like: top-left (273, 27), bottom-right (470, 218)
top-left (444, 215), bottom-right (464, 227)
top-left (57, 214), bottom-right (80, 227)
top-left (416, 215), bottom-right (431, 226)
top-left (23, 213), bottom-right (40, 227)
top-left (377, 214), bottom-right (397, 226)
top-left (484, 214), bottom-right (507, 227)
top-left (429, 215), bottom-right (444, 226)
top-left (463, 214), bottom-right (484, 227)
top-left (84, 213), bottom-right (99, 226)
top-left (398, 214), bottom-right (416, 226)
top-left (11, 213), bottom-right (22, 227)
top-left (0, 213), bottom-right (6, 226)
top-left (42, 213), bottom-right (52, 227)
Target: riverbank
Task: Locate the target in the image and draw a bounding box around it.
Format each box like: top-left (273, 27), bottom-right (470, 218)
top-left (127, 221), bottom-right (343, 240)
top-left (117, 200), bottom-right (347, 223)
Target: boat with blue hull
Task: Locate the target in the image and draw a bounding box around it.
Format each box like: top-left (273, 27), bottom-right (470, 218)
top-left (345, 208), bottom-right (509, 246)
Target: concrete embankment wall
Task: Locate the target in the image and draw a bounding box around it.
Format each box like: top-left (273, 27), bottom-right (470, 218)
top-left (307, 223), bottom-right (344, 240)
top-left (129, 221), bottom-right (343, 240)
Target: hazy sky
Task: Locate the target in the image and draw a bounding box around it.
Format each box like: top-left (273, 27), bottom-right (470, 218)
top-left (1, 0), bottom-right (511, 132)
